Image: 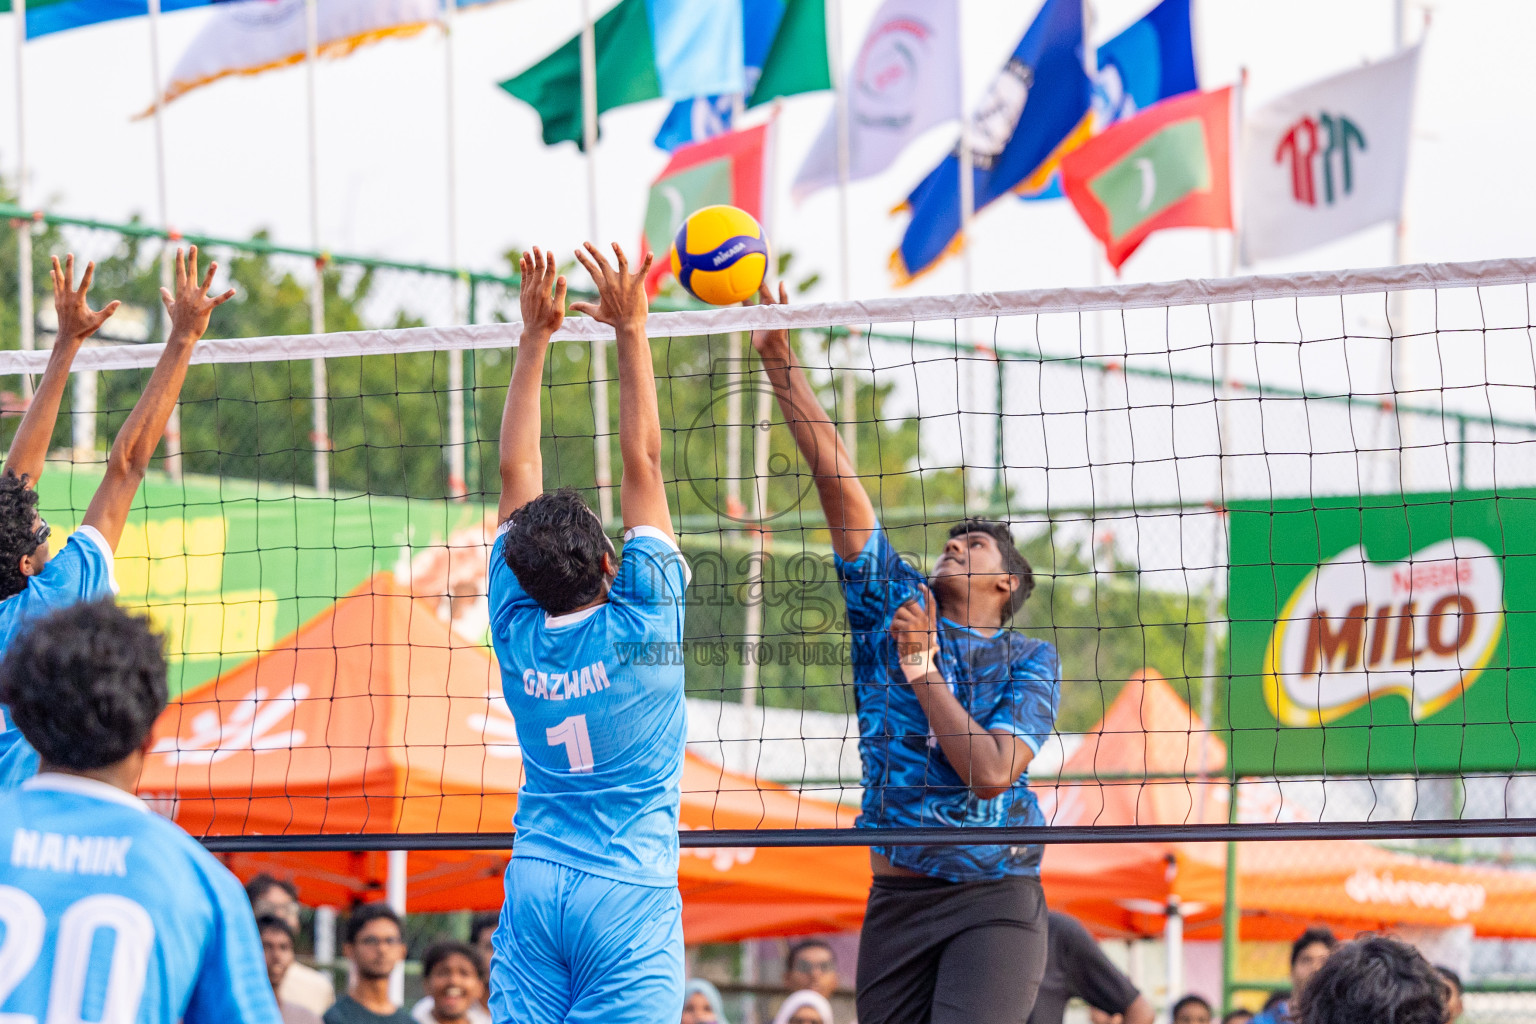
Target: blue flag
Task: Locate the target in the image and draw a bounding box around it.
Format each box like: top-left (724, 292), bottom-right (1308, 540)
top-left (655, 0), bottom-right (785, 151)
top-left (16, 0), bottom-right (215, 39)
top-left (893, 0), bottom-right (1089, 281)
top-left (1017, 0), bottom-right (1199, 201)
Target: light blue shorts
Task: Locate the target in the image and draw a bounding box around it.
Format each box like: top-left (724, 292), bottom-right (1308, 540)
top-left (488, 856), bottom-right (683, 1024)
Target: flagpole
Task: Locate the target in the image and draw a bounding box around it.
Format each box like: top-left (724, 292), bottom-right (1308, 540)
top-left (442, 0), bottom-right (466, 499)
top-left (146, 0), bottom-right (183, 478)
top-left (13, 0), bottom-right (33, 400)
top-left (304, 0), bottom-right (329, 495)
top-left (1388, 0), bottom-right (1410, 495)
top-left (956, 0), bottom-right (980, 507)
top-left (579, 0), bottom-right (613, 526)
top-left (826, 0), bottom-right (857, 464)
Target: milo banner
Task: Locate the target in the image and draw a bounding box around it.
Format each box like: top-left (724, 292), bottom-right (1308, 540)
top-left (36, 467), bottom-right (493, 698)
top-left (1228, 489), bottom-right (1536, 776)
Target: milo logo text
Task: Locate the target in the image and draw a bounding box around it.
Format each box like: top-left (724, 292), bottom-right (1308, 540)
top-left (1263, 538), bottom-right (1504, 726)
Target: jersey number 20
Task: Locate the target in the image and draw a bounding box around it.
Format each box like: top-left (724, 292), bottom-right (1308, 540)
top-left (546, 714), bottom-right (595, 773)
top-left (0, 885), bottom-right (155, 1024)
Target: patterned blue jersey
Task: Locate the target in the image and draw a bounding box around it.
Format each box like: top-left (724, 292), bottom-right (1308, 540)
top-left (837, 525), bottom-right (1061, 881)
top-left (0, 527), bottom-right (118, 790)
top-left (0, 774), bottom-right (282, 1024)
top-left (489, 525), bottom-right (690, 887)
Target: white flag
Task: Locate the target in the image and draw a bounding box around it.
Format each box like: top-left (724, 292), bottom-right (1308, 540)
top-left (792, 0), bottom-right (960, 201)
top-left (149, 0), bottom-right (438, 112)
top-left (1240, 46), bottom-right (1420, 264)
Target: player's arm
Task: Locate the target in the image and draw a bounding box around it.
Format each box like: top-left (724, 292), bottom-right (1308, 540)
top-left (891, 584), bottom-right (1034, 800)
top-left (570, 242), bottom-right (673, 538)
top-left (3, 256), bottom-right (121, 484)
top-left (498, 247), bottom-right (566, 522)
top-left (749, 282), bottom-right (875, 561)
top-left (81, 246), bottom-right (232, 550)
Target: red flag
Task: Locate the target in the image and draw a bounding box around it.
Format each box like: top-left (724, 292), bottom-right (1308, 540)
top-left (640, 123), bottom-right (770, 297)
top-left (1060, 86), bottom-right (1233, 270)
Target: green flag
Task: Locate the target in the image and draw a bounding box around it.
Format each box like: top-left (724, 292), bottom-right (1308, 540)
top-left (499, 0), bottom-right (661, 147)
top-left (748, 0), bottom-right (831, 108)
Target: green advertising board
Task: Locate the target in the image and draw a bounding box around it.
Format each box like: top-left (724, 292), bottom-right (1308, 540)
top-left (1228, 488), bottom-right (1536, 776)
top-left (36, 467), bottom-right (491, 698)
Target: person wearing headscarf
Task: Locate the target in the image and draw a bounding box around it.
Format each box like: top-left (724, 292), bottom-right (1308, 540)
top-left (683, 979), bottom-right (730, 1024)
top-left (772, 990), bottom-right (834, 1024)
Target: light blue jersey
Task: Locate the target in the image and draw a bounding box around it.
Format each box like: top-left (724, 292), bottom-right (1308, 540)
top-left (0, 527), bottom-right (117, 790)
top-left (0, 773), bottom-right (282, 1024)
top-left (488, 524), bottom-right (690, 886)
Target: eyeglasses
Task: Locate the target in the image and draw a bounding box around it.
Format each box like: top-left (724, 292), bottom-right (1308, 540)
top-left (31, 518), bottom-right (49, 549)
top-left (793, 959), bottom-right (834, 975)
top-left (354, 935), bottom-right (404, 949)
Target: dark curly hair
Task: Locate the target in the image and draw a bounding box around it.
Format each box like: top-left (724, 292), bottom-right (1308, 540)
top-left (1293, 936), bottom-right (1445, 1024)
top-left (0, 471), bottom-right (42, 600)
top-left (422, 938), bottom-right (488, 984)
top-left (344, 903), bottom-right (403, 945)
top-left (0, 599), bottom-right (168, 770)
top-left (502, 487), bottom-right (615, 615)
top-left (947, 519), bottom-right (1035, 619)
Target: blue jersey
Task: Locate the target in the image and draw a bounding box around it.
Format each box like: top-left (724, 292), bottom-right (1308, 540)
top-left (489, 524), bottom-right (690, 887)
top-left (837, 525), bottom-right (1061, 881)
top-left (0, 526), bottom-right (117, 790)
top-left (0, 773), bottom-right (282, 1024)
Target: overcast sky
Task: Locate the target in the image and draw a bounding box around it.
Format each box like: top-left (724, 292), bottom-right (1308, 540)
top-left (3, 0), bottom-right (1525, 310)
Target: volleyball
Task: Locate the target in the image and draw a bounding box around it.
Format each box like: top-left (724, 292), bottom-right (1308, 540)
top-left (669, 205), bottom-right (769, 306)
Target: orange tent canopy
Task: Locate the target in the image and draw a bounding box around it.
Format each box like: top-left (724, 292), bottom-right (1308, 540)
top-left (1035, 673), bottom-right (1536, 940)
top-left (138, 573), bottom-right (869, 941)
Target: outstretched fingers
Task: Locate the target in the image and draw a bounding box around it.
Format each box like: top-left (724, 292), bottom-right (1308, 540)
top-left (78, 259), bottom-right (95, 294)
top-left (50, 256), bottom-right (62, 297)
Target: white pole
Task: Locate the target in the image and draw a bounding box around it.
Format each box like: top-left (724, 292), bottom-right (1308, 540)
top-left (1388, 0), bottom-right (1410, 494)
top-left (147, 0), bottom-right (183, 479)
top-left (579, 0), bottom-right (613, 526)
top-left (305, 0), bottom-right (329, 494)
top-left (313, 905), bottom-right (338, 965)
top-left (956, 0), bottom-right (980, 507)
top-left (13, 0), bottom-right (33, 395)
top-left (386, 850), bottom-right (407, 1005)
top-left (738, 382), bottom-right (772, 707)
top-left (442, 0), bottom-right (466, 499)
top-left (1165, 897), bottom-right (1185, 1010)
top-left (827, 0), bottom-right (857, 464)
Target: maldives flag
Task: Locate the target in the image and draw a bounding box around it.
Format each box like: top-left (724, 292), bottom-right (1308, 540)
top-left (1060, 86), bottom-right (1233, 270)
top-left (640, 122), bottom-right (770, 297)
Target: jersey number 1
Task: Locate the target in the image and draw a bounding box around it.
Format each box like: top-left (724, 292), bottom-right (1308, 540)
top-left (0, 885), bottom-right (155, 1024)
top-left (546, 714), bottom-right (595, 773)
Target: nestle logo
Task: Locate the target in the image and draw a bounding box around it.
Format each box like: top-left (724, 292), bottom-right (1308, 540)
top-left (712, 242), bottom-right (747, 267)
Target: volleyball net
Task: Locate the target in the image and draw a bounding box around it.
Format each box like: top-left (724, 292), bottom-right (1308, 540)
top-left (5, 248), bottom-right (1536, 852)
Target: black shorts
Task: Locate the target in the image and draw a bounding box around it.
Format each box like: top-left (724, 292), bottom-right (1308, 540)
top-left (855, 873), bottom-right (1049, 1024)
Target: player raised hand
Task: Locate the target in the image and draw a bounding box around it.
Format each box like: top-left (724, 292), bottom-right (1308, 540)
top-left (51, 255), bottom-right (121, 346)
top-left (159, 245), bottom-right (235, 343)
top-left (891, 583), bottom-right (941, 671)
top-left (749, 279), bottom-right (792, 362)
top-left (519, 247), bottom-right (567, 338)
top-left (570, 242), bottom-right (653, 332)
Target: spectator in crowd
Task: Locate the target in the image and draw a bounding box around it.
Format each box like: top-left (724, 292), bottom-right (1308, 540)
top-left (1252, 927), bottom-right (1337, 1024)
top-left (772, 991), bottom-right (835, 1024)
top-left (248, 873), bottom-right (337, 1015)
top-left (682, 979), bottom-right (729, 1024)
top-left (1437, 966), bottom-right (1464, 1022)
top-left (411, 940), bottom-right (490, 1024)
top-left (1172, 995), bottom-right (1214, 1024)
top-left (1293, 936), bottom-right (1444, 1024)
top-left (324, 905), bottom-right (413, 1024)
top-left (1221, 1011), bottom-right (1255, 1024)
top-left (784, 939), bottom-right (839, 1001)
top-left (1028, 912), bottom-right (1154, 1024)
top-left (260, 915), bottom-right (324, 1024)
top-left (470, 912), bottom-right (498, 967)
